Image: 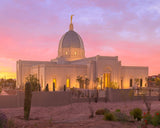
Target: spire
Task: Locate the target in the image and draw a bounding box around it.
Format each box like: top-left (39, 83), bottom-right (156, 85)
top-left (69, 15), bottom-right (74, 31)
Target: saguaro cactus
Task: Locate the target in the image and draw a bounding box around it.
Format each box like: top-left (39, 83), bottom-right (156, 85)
top-left (24, 82), bottom-right (32, 120)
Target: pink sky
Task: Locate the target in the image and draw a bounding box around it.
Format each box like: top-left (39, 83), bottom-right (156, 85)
top-left (0, 0), bottom-right (160, 78)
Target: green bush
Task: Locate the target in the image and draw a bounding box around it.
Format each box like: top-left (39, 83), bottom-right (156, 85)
top-left (113, 112), bottom-right (129, 121)
top-left (152, 116), bottom-right (159, 126)
top-left (104, 112), bottom-right (116, 121)
top-left (151, 111), bottom-right (160, 126)
top-left (96, 108), bottom-right (110, 115)
top-left (115, 109), bottom-right (121, 112)
top-left (130, 108), bottom-right (142, 121)
top-left (143, 113), bottom-right (152, 124)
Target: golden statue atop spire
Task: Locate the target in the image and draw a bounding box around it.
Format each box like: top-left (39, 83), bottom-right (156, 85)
top-left (69, 14), bottom-right (74, 31)
top-left (71, 15), bottom-right (74, 24)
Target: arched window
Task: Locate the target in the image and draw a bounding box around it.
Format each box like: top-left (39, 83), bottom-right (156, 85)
top-left (140, 79), bottom-right (143, 87)
top-left (74, 51), bottom-right (77, 55)
top-left (103, 72), bottom-right (111, 88)
top-left (121, 79), bottom-right (123, 89)
top-left (66, 78), bottom-right (70, 88)
top-left (130, 79), bottom-right (132, 87)
top-left (52, 78), bottom-right (56, 91)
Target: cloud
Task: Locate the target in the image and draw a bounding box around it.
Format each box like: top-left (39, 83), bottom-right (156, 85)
top-left (0, 0), bottom-right (160, 76)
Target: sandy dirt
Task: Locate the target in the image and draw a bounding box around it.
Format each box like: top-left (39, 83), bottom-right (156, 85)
top-left (1, 100), bottom-right (159, 128)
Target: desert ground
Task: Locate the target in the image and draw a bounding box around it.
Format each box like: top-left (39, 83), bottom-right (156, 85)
top-left (1, 100), bottom-right (160, 128)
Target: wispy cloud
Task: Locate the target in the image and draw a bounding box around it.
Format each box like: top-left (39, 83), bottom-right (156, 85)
top-left (0, 0), bottom-right (160, 76)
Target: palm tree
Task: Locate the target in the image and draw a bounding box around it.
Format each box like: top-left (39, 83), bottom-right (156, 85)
top-left (134, 78), bottom-right (140, 88)
top-left (145, 77), bottom-right (149, 87)
top-left (84, 78), bottom-right (90, 89)
top-left (94, 77), bottom-right (100, 89)
top-left (76, 76), bottom-right (84, 88)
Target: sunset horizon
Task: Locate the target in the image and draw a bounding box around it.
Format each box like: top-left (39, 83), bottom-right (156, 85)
top-left (1, 1), bottom-right (160, 127)
top-left (0, 0), bottom-right (160, 78)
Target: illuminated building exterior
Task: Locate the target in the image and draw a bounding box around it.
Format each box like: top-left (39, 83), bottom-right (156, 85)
top-left (16, 17), bottom-right (148, 90)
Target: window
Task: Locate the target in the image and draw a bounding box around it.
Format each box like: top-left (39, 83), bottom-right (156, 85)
top-left (65, 51), bottom-right (68, 55)
top-left (130, 79), bottom-right (132, 87)
top-left (103, 73), bottom-right (111, 88)
top-left (74, 51), bottom-right (77, 55)
top-left (66, 78), bottom-right (70, 88)
top-left (140, 79), bottom-right (143, 87)
top-left (53, 79), bottom-right (56, 88)
top-left (50, 78), bottom-right (56, 91)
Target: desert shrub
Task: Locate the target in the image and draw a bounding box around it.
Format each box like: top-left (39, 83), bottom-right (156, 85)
top-left (7, 118), bottom-right (15, 128)
top-left (130, 108), bottom-right (142, 121)
top-left (96, 108), bottom-right (110, 115)
top-left (151, 111), bottom-right (160, 126)
top-left (96, 109), bottom-right (105, 115)
top-left (49, 116), bottom-right (53, 127)
top-left (143, 113), bottom-right (152, 124)
top-left (104, 108), bottom-right (110, 114)
top-left (113, 112), bottom-right (129, 121)
top-left (115, 109), bottom-right (121, 112)
top-left (104, 112), bottom-right (116, 121)
top-left (34, 123), bottom-right (38, 127)
top-left (0, 112), bottom-right (8, 128)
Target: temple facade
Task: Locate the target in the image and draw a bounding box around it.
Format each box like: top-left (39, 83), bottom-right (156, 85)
top-left (16, 17), bottom-right (148, 91)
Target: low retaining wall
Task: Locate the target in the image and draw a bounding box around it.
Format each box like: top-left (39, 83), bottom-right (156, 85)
top-left (107, 88), bottom-right (159, 102)
top-left (0, 91), bottom-right (72, 108)
top-left (0, 89), bottom-right (159, 108)
top-left (0, 95), bottom-right (17, 108)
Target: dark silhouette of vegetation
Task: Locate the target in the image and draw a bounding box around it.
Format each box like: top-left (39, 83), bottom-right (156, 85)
top-left (134, 78), bottom-right (140, 88)
top-left (24, 74), bottom-right (40, 120)
top-left (84, 78), bottom-right (90, 89)
top-left (25, 74), bottom-right (40, 91)
top-left (45, 84), bottom-right (49, 91)
top-left (0, 78), bottom-right (16, 89)
top-left (130, 108), bottom-right (142, 121)
top-left (94, 77), bottom-right (100, 89)
top-left (76, 76), bottom-right (90, 89)
top-left (24, 82), bottom-right (32, 120)
top-left (76, 76), bottom-right (84, 88)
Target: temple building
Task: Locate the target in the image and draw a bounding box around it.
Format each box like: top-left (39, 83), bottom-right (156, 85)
top-left (16, 16), bottom-right (148, 90)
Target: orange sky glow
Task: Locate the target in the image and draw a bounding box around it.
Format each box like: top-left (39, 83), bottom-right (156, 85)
top-left (0, 0), bottom-right (160, 79)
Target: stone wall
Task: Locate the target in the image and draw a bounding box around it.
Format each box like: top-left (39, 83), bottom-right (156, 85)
top-left (0, 89), bottom-right (159, 108)
top-left (0, 95), bottom-right (17, 108)
top-left (106, 88), bottom-right (159, 102)
top-left (0, 91), bottom-right (72, 108)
